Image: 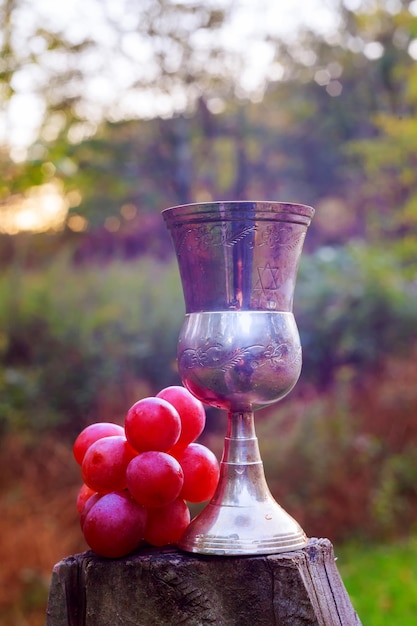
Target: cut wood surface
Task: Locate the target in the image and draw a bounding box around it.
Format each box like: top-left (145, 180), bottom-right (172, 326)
top-left (46, 537), bottom-right (361, 626)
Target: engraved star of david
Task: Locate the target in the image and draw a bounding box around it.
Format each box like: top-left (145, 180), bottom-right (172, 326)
top-left (254, 263), bottom-right (280, 294)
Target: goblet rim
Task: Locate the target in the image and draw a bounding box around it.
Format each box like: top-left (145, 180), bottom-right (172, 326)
top-left (162, 200), bottom-right (315, 225)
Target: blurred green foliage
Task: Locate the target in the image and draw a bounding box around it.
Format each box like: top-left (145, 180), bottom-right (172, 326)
top-left (1, 241), bottom-right (415, 439)
top-left (296, 243), bottom-right (417, 387)
top-left (0, 254), bottom-right (184, 437)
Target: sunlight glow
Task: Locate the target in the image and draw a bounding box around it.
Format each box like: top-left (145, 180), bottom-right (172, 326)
top-left (408, 39), bottom-right (417, 60)
top-left (0, 183), bottom-right (68, 234)
top-left (364, 41), bottom-right (384, 60)
top-left (67, 214), bottom-right (88, 232)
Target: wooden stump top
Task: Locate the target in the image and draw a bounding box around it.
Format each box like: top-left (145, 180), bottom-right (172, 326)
top-left (46, 537), bottom-right (361, 626)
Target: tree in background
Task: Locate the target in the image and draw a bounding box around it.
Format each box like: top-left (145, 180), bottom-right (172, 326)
top-left (1, 0), bottom-right (417, 253)
top-left (261, 0), bottom-right (417, 243)
top-left (341, 2), bottom-right (417, 278)
top-left (0, 0), bottom-right (237, 230)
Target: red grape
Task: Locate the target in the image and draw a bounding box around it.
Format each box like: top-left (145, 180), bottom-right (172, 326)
top-left (80, 492), bottom-right (102, 530)
top-left (156, 385), bottom-right (206, 452)
top-left (82, 491), bottom-right (147, 558)
top-left (73, 422), bottom-right (125, 465)
top-left (73, 388), bottom-right (222, 553)
top-left (124, 397), bottom-right (181, 452)
top-left (76, 483), bottom-right (96, 515)
top-left (126, 451), bottom-right (184, 508)
top-left (175, 443), bottom-right (220, 503)
top-left (144, 498), bottom-right (190, 547)
top-left (81, 435), bottom-right (137, 493)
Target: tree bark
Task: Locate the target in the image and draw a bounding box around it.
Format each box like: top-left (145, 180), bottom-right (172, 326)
top-left (46, 537), bottom-right (361, 626)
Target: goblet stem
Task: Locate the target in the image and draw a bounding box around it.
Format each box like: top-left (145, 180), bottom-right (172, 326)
top-left (211, 410), bottom-right (272, 507)
top-left (178, 409), bottom-right (308, 556)
top-left (225, 410), bottom-right (260, 460)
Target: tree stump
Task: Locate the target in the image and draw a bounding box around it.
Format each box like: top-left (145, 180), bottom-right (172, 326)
top-left (46, 537), bottom-right (361, 626)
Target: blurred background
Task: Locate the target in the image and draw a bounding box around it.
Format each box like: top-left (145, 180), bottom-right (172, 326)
top-left (1, 0), bottom-right (417, 624)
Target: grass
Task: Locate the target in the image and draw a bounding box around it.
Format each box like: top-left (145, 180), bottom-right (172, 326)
top-left (336, 537), bottom-right (417, 625)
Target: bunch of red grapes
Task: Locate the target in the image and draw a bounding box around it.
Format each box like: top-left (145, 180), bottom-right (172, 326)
top-left (73, 386), bottom-right (220, 558)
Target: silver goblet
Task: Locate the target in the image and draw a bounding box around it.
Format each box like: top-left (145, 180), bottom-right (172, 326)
top-left (162, 201), bottom-right (314, 556)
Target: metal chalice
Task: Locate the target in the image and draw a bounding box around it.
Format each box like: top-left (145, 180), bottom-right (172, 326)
top-left (162, 201), bottom-right (314, 555)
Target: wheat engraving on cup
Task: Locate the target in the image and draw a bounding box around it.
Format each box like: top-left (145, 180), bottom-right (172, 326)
top-left (173, 223), bottom-right (305, 255)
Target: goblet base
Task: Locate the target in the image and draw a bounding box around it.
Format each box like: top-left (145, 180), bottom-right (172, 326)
top-left (179, 410), bottom-right (307, 556)
top-left (179, 496), bottom-right (307, 556)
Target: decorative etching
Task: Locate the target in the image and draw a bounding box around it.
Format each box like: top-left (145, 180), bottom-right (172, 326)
top-left (257, 225), bottom-right (306, 250)
top-left (179, 341), bottom-right (301, 373)
top-left (254, 263), bottom-right (284, 293)
top-left (172, 223), bottom-right (305, 256)
top-left (250, 263), bottom-right (289, 310)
